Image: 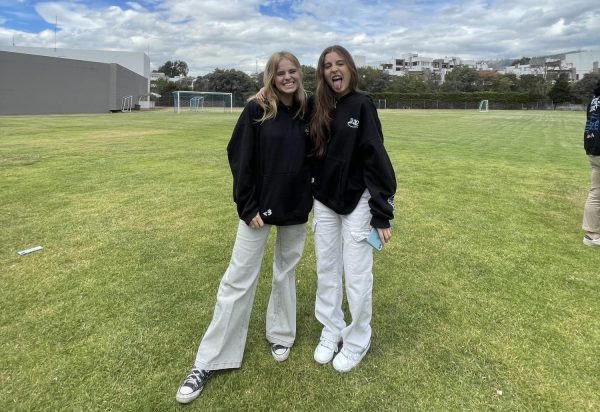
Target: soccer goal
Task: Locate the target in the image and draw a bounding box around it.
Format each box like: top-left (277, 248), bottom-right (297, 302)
top-left (478, 99), bottom-right (489, 112)
top-left (190, 96), bottom-right (204, 112)
top-left (373, 98), bottom-right (387, 109)
top-left (172, 91), bottom-right (233, 113)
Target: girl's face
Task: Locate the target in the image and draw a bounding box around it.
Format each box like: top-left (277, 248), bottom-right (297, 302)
top-left (323, 51), bottom-right (351, 98)
top-left (274, 58), bottom-right (300, 103)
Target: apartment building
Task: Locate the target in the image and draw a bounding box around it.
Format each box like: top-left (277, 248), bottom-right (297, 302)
top-left (378, 50), bottom-right (599, 82)
top-left (378, 53), bottom-right (466, 81)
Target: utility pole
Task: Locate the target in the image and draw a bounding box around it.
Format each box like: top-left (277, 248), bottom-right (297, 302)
top-left (54, 16), bottom-right (57, 51)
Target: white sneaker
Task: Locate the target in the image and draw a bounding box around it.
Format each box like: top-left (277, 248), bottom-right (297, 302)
top-left (313, 339), bottom-right (339, 364)
top-left (271, 343), bottom-right (291, 362)
top-left (583, 235), bottom-right (600, 247)
top-left (332, 342), bottom-right (370, 372)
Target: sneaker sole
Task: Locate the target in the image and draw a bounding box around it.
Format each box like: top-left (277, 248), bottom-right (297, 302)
top-left (176, 387), bottom-right (203, 404)
top-left (314, 353), bottom-right (335, 365)
top-left (272, 350), bottom-right (290, 362)
top-left (583, 237), bottom-right (600, 247)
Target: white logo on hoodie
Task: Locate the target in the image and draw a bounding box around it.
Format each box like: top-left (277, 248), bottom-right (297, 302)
top-left (347, 118), bottom-right (359, 128)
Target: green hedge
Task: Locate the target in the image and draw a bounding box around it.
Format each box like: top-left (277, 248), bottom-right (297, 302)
top-left (371, 92), bottom-right (531, 105)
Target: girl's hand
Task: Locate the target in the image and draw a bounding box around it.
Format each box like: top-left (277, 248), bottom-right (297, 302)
top-left (377, 227), bottom-right (392, 245)
top-left (255, 87), bottom-right (267, 103)
top-left (250, 213), bottom-right (264, 229)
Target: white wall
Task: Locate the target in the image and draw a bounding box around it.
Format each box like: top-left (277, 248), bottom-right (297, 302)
top-left (564, 51), bottom-right (600, 80)
top-left (0, 46), bottom-right (150, 88)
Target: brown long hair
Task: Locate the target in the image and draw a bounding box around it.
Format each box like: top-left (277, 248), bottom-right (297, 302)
top-left (309, 45), bottom-right (359, 158)
top-left (249, 51), bottom-right (306, 123)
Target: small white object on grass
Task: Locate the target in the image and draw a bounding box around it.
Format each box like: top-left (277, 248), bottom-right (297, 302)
top-left (496, 389), bottom-right (503, 396)
top-left (17, 246), bottom-right (43, 256)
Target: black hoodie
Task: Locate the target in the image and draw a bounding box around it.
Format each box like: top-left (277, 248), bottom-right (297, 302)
top-left (584, 91), bottom-right (600, 156)
top-left (227, 100), bottom-right (312, 226)
top-left (311, 91), bottom-right (396, 228)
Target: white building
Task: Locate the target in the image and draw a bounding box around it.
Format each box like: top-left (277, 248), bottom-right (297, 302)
top-left (151, 72), bottom-right (167, 81)
top-left (376, 50), bottom-right (599, 82)
top-left (500, 64), bottom-right (546, 77)
top-left (378, 54), bottom-right (465, 81)
top-left (564, 50), bottom-right (600, 80)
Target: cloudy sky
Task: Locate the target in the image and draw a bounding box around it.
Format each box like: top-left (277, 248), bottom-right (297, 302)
top-left (0, 0), bottom-right (598, 76)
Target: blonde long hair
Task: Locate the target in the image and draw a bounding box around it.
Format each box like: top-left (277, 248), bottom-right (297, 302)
top-left (251, 51), bottom-right (307, 123)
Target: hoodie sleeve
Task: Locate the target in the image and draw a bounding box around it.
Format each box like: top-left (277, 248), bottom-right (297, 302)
top-left (584, 96), bottom-right (600, 155)
top-left (227, 101), bottom-right (261, 225)
top-left (359, 98), bottom-right (397, 228)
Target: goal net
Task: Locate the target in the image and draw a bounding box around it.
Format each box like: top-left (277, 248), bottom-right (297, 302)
top-left (478, 99), bottom-right (489, 112)
top-left (172, 91), bottom-right (233, 113)
top-left (374, 98), bottom-right (387, 109)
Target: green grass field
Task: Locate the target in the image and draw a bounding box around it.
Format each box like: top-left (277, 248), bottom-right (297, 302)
top-left (1, 109), bottom-right (598, 411)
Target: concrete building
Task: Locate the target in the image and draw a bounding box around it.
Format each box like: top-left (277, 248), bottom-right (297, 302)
top-left (499, 51), bottom-right (599, 80)
top-left (564, 50), bottom-right (600, 80)
top-left (0, 46), bottom-right (150, 115)
top-left (501, 64), bottom-right (546, 77)
top-left (379, 53), bottom-right (465, 81)
top-left (377, 50), bottom-right (599, 83)
top-left (0, 46), bottom-right (150, 81)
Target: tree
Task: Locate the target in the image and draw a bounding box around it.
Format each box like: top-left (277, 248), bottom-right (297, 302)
top-left (358, 67), bottom-right (392, 93)
top-left (201, 68), bottom-right (258, 106)
top-left (150, 78), bottom-right (178, 106)
top-left (477, 71), bottom-right (499, 91)
top-left (511, 57), bottom-right (531, 66)
top-left (301, 65), bottom-right (317, 95)
top-left (424, 71), bottom-right (442, 93)
top-left (571, 73), bottom-right (600, 104)
top-left (441, 66), bottom-right (480, 92)
top-left (157, 60), bottom-right (189, 77)
top-left (150, 78), bottom-right (177, 96)
top-left (250, 72), bottom-right (263, 90)
top-left (547, 73), bottom-right (572, 108)
top-left (388, 73), bottom-right (427, 93)
top-left (517, 74), bottom-right (549, 99)
top-left (493, 74), bottom-right (517, 92)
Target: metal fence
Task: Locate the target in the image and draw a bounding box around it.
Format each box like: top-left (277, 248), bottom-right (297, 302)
top-left (388, 99), bottom-right (584, 110)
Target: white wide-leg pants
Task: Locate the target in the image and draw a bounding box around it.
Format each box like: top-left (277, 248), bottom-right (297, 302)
top-left (312, 190), bottom-right (373, 353)
top-left (194, 220), bottom-right (306, 370)
top-left (583, 155), bottom-right (600, 233)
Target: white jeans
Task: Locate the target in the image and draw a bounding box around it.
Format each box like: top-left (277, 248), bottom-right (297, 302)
top-left (313, 190), bottom-right (373, 353)
top-left (194, 220), bottom-right (306, 370)
top-left (583, 155), bottom-right (600, 233)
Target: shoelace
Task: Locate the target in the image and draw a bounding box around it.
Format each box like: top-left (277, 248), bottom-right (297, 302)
top-left (341, 348), bottom-right (362, 361)
top-left (271, 344), bottom-right (288, 354)
top-left (184, 369), bottom-right (209, 387)
top-left (319, 340), bottom-right (338, 351)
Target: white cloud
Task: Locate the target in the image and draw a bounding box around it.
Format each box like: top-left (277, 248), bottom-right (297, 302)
top-left (1, 0), bottom-right (598, 75)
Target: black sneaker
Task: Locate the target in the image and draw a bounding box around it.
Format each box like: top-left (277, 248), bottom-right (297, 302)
top-left (175, 368), bottom-right (214, 404)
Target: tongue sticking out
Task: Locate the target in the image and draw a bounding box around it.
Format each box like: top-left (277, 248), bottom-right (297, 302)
top-left (332, 78), bottom-right (343, 91)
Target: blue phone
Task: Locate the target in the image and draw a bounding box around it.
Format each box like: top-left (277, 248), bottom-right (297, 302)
top-left (367, 228), bottom-right (383, 251)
